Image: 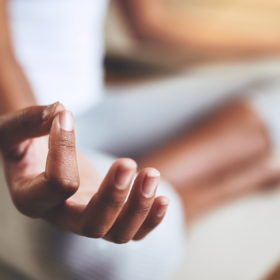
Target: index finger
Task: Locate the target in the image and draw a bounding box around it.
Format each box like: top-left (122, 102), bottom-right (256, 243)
top-left (12, 110), bottom-right (80, 217)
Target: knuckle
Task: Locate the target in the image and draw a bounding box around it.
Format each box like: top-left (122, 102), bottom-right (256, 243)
top-left (12, 192), bottom-right (40, 218)
top-left (53, 136), bottom-right (75, 149)
top-left (48, 176), bottom-right (79, 195)
top-left (16, 109), bottom-right (33, 129)
top-left (4, 140), bottom-right (31, 162)
top-left (19, 208), bottom-right (40, 219)
top-left (57, 179), bottom-right (79, 194)
top-left (90, 231), bottom-right (106, 239)
top-left (49, 149), bottom-right (77, 167)
top-left (133, 206), bottom-right (151, 217)
top-left (112, 234), bottom-right (131, 244)
top-left (146, 219), bottom-right (161, 229)
top-left (13, 200), bottom-right (29, 216)
top-left (133, 235), bottom-right (144, 241)
top-left (102, 195), bottom-right (125, 209)
top-left (81, 225), bottom-right (107, 239)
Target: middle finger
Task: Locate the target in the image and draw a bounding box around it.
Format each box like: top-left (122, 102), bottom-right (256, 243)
top-left (79, 158), bottom-right (137, 238)
top-left (104, 168), bottom-right (160, 244)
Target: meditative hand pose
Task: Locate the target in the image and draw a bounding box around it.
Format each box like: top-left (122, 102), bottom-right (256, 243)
top-left (1, 0), bottom-right (280, 279)
top-left (0, 1), bottom-right (186, 279)
top-left (0, 104), bottom-right (169, 242)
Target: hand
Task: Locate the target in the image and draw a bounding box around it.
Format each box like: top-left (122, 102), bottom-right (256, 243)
top-left (0, 103), bottom-right (170, 243)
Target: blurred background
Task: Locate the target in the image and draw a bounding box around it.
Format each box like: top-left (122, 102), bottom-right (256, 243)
top-left (2, 0), bottom-right (280, 279)
top-left (104, 1), bottom-right (280, 280)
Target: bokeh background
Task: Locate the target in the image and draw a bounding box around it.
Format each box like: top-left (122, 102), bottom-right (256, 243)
top-left (104, 1), bottom-right (280, 280)
top-left (2, 0), bottom-right (280, 279)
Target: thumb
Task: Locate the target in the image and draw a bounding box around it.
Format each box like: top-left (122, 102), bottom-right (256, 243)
top-left (0, 102), bottom-right (64, 155)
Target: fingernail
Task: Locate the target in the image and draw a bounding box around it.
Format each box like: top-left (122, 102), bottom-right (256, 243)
top-left (156, 200), bottom-right (169, 217)
top-left (115, 166), bottom-right (135, 190)
top-left (142, 171), bottom-right (160, 198)
top-left (59, 111), bottom-right (74, 131)
top-left (42, 102), bottom-right (59, 121)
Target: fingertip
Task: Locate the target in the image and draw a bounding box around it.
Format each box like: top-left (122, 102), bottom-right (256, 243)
top-left (132, 196), bottom-right (169, 241)
top-left (42, 102), bottom-right (65, 122)
top-left (115, 158), bottom-right (138, 170)
top-left (51, 110), bottom-right (75, 135)
top-left (50, 113), bottom-right (60, 135)
top-left (154, 196), bottom-right (169, 217)
top-left (139, 167), bottom-right (160, 178)
top-left (110, 158), bottom-right (137, 191)
top-left (59, 111), bottom-right (74, 132)
top-left (54, 103), bottom-right (65, 117)
top-left (156, 196), bottom-right (170, 205)
top-left (140, 168), bottom-right (160, 198)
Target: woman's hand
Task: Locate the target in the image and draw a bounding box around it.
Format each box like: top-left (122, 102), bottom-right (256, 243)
top-left (0, 103), bottom-right (169, 243)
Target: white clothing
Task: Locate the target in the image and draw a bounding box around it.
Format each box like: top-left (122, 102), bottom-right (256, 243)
top-left (249, 80), bottom-right (280, 150)
top-left (5, 0), bottom-right (280, 279)
top-left (75, 60), bottom-right (280, 158)
top-left (8, 0), bottom-right (108, 116)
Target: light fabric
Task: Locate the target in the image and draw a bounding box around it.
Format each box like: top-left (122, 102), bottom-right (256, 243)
top-left (249, 80), bottom-right (280, 150)
top-left (75, 60), bottom-right (280, 158)
top-left (8, 0), bottom-right (108, 116)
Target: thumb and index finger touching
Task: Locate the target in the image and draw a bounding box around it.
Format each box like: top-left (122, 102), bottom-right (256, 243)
top-left (0, 102), bottom-right (80, 217)
top-left (0, 104), bottom-right (169, 238)
top-left (0, 102), bottom-right (63, 153)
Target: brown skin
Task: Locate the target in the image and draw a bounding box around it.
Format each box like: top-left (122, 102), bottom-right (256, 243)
top-left (138, 102), bottom-right (270, 189)
top-left (138, 102), bottom-right (276, 221)
top-left (117, 0), bottom-right (280, 220)
top-left (181, 154), bottom-right (280, 222)
top-left (0, 1), bottom-right (168, 243)
top-left (0, 104), bottom-right (168, 243)
top-left (0, 0), bottom-right (279, 233)
top-left (0, 0), bottom-right (36, 113)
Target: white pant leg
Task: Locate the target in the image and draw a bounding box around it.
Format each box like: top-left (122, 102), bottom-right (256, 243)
top-left (75, 60), bottom-right (280, 158)
top-left (0, 150), bottom-right (186, 280)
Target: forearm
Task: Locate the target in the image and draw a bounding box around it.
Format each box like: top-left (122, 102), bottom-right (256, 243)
top-left (0, 53), bottom-right (36, 114)
top-left (118, 0), bottom-right (280, 53)
top-left (0, 0), bottom-right (36, 114)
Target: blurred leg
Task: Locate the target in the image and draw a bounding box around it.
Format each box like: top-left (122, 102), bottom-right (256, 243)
top-left (182, 154), bottom-right (280, 222)
top-left (136, 102), bottom-right (277, 221)
top-left (76, 61), bottom-right (268, 158)
top-left (138, 102), bottom-right (270, 189)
